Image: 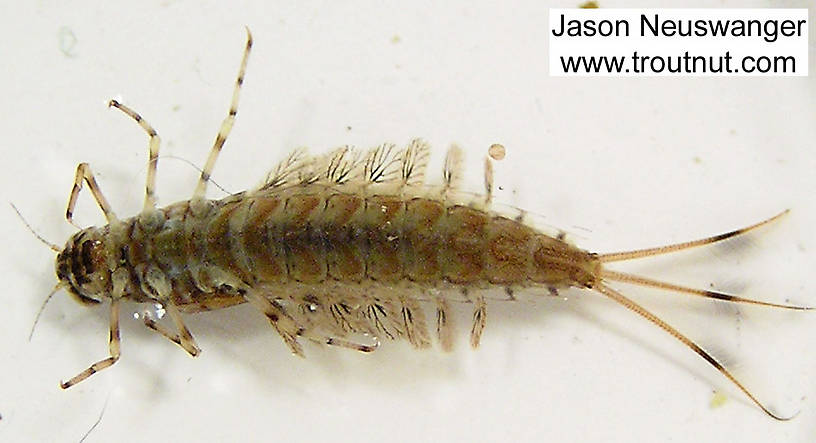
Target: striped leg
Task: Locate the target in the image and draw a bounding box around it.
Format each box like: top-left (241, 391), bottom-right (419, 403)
top-left (60, 298), bottom-right (122, 388)
top-left (108, 99), bottom-right (161, 211)
top-left (142, 303), bottom-right (201, 357)
top-left (244, 290), bottom-right (305, 356)
top-left (300, 330), bottom-right (380, 353)
top-left (192, 28), bottom-right (253, 200)
top-left (66, 163), bottom-right (117, 226)
top-left (142, 267), bottom-right (201, 356)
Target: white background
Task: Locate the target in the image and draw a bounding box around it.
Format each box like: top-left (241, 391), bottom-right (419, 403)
top-left (1, 1), bottom-right (815, 442)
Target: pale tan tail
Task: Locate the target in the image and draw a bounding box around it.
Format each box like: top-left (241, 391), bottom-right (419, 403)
top-left (591, 210), bottom-right (809, 420)
top-left (597, 210), bottom-right (790, 263)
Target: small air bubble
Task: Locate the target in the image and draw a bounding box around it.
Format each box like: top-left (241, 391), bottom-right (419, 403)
top-left (154, 304), bottom-right (166, 319)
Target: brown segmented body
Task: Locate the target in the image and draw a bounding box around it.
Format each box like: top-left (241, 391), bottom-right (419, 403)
top-left (59, 182), bottom-right (597, 345)
top-left (43, 30), bottom-right (809, 420)
top-left (179, 191), bottom-right (598, 293)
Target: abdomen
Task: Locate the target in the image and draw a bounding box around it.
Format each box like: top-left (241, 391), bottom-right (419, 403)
top-left (191, 189), bottom-right (600, 293)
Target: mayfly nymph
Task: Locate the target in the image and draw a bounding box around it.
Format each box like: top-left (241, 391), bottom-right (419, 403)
top-left (37, 29), bottom-right (809, 420)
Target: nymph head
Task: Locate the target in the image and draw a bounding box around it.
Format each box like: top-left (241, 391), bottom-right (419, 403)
top-left (55, 228), bottom-right (112, 305)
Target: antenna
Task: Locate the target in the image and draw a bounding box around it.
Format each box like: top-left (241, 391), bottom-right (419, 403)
top-left (10, 203), bottom-right (61, 252)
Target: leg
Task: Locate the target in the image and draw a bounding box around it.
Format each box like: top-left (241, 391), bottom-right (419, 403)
top-left (141, 266), bottom-right (201, 355)
top-left (142, 303), bottom-right (201, 356)
top-left (143, 314), bottom-right (181, 346)
top-left (164, 303), bottom-right (201, 356)
top-left (325, 336), bottom-right (379, 352)
top-left (192, 28), bottom-right (253, 200)
top-left (108, 99), bottom-right (161, 211)
top-left (66, 163), bottom-right (117, 226)
top-left (60, 298), bottom-right (122, 388)
top-left (300, 329), bottom-right (380, 353)
top-left (290, 295), bottom-right (380, 352)
top-left (244, 290), bottom-right (304, 356)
